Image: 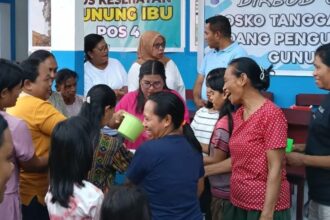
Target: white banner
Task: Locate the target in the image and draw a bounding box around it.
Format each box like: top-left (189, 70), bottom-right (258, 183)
top-left (204, 0), bottom-right (330, 76)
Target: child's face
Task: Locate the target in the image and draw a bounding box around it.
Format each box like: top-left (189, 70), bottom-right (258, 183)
top-left (0, 128), bottom-right (14, 203)
top-left (209, 88), bottom-right (226, 110)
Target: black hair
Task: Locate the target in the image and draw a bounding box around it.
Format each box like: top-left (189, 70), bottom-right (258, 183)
top-left (79, 84), bottom-right (116, 148)
top-left (29, 49), bottom-right (55, 62)
top-left (136, 60), bottom-right (169, 114)
top-left (84, 33), bottom-right (105, 61)
top-left (55, 68), bottom-right (78, 88)
top-left (0, 58), bottom-right (24, 92)
top-left (205, 68), bottom-right (224, 109)
top-left (49, 116), bottom-right (93, 208)
top-left (205, 15), bottom-right (231, 38)
top-left (19, 58), bottom-right (43, 83)
top-left (100, 185), bottom-right (151, 220)
top-left (148, 92), bottom-right (202, 153)
top-left (0, 114), bottom-right (8, 147)
top-left (229, 57), bottom-right (273, 91)
top-left (206, 68), bottom-right (234, 135)
top-left (315, 43), bottom-right (330, 67)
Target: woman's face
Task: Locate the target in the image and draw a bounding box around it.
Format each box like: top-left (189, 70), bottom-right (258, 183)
top-left (151, 36), bottom-right (165, 60)
top-left (223, 65), bottom-right (244, 105)
top-left (140, 74), bottom-right (165, 98)
top-left (143, 100), bottom-right (168, 140)
top-left (0, 128), bottom-right (14, 203)
top-left (57, 77), bottom-right (77, 102)
top-left (209, 88), bottom-right (226, 110)
top-left (313, 55), bottom-right (330, 90)
top-left (88, 39), bottom-right (109, 66)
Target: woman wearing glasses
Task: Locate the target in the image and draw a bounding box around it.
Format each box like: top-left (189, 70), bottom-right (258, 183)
top-left (84, 33), bottom-right (128, 100)
top-left (114, 60), bottom-right (190, 149)
top-left (127, 31), bottom-right (186, 100)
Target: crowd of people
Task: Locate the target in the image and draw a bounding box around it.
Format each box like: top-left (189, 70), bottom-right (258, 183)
top-left (0, 14), bottom-right (329, 220)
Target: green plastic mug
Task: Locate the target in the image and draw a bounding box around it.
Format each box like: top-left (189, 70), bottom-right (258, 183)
top-left (286, 138), bottom-right (294, 153)
top-left (118, 113), bottom-right (144, 142)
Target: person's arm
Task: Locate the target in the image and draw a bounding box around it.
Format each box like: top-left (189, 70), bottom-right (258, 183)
top-left (107, 110), bottom-right (126, 129)
top-left (197, 177), bottom-right (205, 197)
top-left (293, 143), bottom-right (306, 152)
top-left (127, 63), bottom-right (140, 92)
top-left (286, 152), bottom-right (330, 169)
top-left (201, 143), bottom-right (209, 154)
top-left (203, 148), bottom-right (227, 165)
top-left (114, 86), bottom-right (128, 101)
top-left (19, 154), bottom-right (48, 172)
top-left (260, 149), bottom-right (284, 220)
top-left (169, 61), bottom-right (186, 100)
top-left (193, 74), bottom-right (206, 109)
top-left (204, 157), bottom-right (231, 176)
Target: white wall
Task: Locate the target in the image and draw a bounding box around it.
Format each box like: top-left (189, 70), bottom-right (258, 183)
top-left (15, 0), bottom-right (28, 61)
top-left (0, 3), bottom-right (11, 59)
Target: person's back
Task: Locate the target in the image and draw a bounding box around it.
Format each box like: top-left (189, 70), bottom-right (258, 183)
top-left (45, 116), bottom-right (103, 219)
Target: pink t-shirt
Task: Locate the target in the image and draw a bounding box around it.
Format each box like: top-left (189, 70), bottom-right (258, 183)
top-left (208, 116), bottom-right (231, 199)
top-left (229, 100), bottom-right (290, 211)
top-left (115, 90), bottom-right (190, 149)
top-left (0, 112), bottom-right (35, 219)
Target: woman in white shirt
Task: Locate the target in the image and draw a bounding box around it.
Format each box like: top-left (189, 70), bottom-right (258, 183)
top-left (127, 31), bottom-right (186, 100)
top-left (84, 34), bottom-right (127, 100)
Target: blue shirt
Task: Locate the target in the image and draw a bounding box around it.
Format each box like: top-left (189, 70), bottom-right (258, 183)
top-left (127, 135), bottom-right (204, 220)
top-left (199, 42), bottom-right (247, 100)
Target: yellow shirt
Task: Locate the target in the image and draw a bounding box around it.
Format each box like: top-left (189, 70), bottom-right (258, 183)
top-left (7, 94), bottom-right (66, 205)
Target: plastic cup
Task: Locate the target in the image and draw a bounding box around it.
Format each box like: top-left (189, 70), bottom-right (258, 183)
top-left (118, 113), bottom-right (144, 142)
top-left (286, 138), bottom-right (294, 153)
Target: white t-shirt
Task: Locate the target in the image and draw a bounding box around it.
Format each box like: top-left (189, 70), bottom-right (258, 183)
top-left (45, 180), bottom-right (104, 220)
top-left (84, 58), bottom-right (127, 96)
top-left (127, 60), bottom-right (186, 100)
top-left (191, 107), bottom-right (219, 145)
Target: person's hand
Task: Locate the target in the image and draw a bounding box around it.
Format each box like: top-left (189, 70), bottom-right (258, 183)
top-left (114, 87), bottom-right (127, 100)
top-left (113, 110), bottom-right (126, 124)
top-left (194, 98), bottom-right (206, 109)
top-left (293, 143), bottom-right (306, 152)
top-left (286, 152), bottom-right (305, 167)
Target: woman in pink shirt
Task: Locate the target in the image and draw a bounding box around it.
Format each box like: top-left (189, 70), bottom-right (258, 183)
top-left (206, 57), bottom-right (290, 220)
top-left (115, 60), bottom-right (190, 149)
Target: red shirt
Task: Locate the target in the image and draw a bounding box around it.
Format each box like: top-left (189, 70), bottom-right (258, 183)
top-left (229, 100), bottom-right (290, 211)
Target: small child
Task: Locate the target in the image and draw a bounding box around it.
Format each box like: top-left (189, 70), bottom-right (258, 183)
top-left (45, 116), bottom-right (103, 219)
top-left (100, 185), bottom-right (150, 220)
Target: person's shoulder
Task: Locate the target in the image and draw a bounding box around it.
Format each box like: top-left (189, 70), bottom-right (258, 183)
top-left (232, 42), bottom-right (247, 55)
top-left (80, 180), bottom-right (104, 196)
top-left (108, 57), bottom-right (123, 66)
top-left (262, 100), bottom-right (284, 117)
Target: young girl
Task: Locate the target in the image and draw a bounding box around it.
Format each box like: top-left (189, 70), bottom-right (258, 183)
top-left (79, 84), bottom-right (133, 191)
top-left (203, 68), bottom-right (234, 220)
top-left (45, 116), bottom-right (103, 219)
